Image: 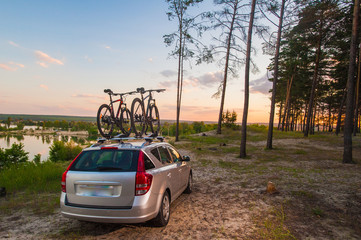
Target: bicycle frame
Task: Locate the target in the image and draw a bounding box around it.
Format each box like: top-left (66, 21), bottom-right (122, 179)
top-left (107, 94), bottom-right (124, 123)
top-left (139, 91), bottom-right (156, 118)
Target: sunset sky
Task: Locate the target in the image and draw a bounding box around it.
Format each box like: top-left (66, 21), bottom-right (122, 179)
top-left (0, 0), bottom-right (273, 123)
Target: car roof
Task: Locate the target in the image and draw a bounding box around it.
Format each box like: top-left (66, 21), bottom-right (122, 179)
top-left (83, 137), bottom-right (168, 152)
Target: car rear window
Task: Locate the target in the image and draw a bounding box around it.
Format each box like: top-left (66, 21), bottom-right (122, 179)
top-left (69, 150), bottom-right (139, 172)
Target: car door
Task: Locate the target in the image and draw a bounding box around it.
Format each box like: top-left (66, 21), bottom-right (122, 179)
top-left (157, 146), bottom-right (181, 194)
top-left (168, 146), bottom-right (188, 191)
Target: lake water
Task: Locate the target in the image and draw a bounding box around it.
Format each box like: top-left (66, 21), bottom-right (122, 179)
top-left (0, 135), bottom-right (89, 162)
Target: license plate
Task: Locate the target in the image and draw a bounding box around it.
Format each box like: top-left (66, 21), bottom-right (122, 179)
top-left (76, 185), bottom-right (121, 197)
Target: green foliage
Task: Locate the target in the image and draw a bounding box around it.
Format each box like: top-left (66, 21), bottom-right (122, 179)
top-left (222, 110), bottom-right (239, 129)
top-left (33, 154), bottom-right (41, 164)
top-left (311, 207), bottom-right (325, 217)
top-left (0, 143), bottom-right (29, 168)
top-left (161, 121), bottom-right (217, 136)
top-left (49, 141), bottom-right (82, 162)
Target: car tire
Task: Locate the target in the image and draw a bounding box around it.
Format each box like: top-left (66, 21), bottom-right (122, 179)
top-left (153, 191), bottom-right (170, 227)
top-left (184, 173), bottom-right (193, 194)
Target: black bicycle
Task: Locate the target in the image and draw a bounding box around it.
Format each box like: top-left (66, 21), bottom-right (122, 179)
top-left (97, 89), bottom-right (136, 138)
top-left (131, 87), bottom-right (165, 137)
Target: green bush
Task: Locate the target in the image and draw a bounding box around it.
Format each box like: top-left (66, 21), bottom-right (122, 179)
top-left (49, 141), bottom-right (82, 162)
top-left (0, 143), bottom-right (29, 168)
top-left (33, 154), bottom-right (41, 164)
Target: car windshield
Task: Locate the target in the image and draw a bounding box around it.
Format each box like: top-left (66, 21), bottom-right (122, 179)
top-left (69, 149), bottom-right (139, 172)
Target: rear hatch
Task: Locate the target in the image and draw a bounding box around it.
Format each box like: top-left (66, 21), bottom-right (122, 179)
top-left (65, 148), bottom-right (139, 208)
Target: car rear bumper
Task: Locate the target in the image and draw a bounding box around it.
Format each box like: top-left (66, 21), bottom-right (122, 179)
top-left (60, 192), bottom-right (159, 223)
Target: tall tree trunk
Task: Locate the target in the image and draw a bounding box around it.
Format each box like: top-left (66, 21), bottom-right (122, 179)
top-left (328, 99), bottom-right (332, 132)
top-left (343, 0), bottom-right (360, 163)
top-left (281, 72), bottom-right (295, 131)
top-left (240, 0), bottom-right (256, 158)
top-left (353, 46), bottom-right (361, 136)
top-left (175, 14), bottom-right (183, 142)
top-left (336, 90), bottom-right (346, 136)
top-left (303, 103), bottom-right (308, 132)
top-left (305, 21), bottom-right (323, 137)
top-left (277, 100), bottom-right (284, 130)
top-left (266, 0), bottom-right (286, 149)
top-left (217, 2), bottom-right (238, 134)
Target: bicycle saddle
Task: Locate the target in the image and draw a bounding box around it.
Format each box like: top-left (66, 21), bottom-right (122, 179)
top-left (104, 89), bottom-right (113, 94)
top-left (136, 87), bottom-right (145, 93)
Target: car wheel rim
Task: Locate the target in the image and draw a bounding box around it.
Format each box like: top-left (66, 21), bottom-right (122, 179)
top-left (162, 194), bottom-right (170, 221)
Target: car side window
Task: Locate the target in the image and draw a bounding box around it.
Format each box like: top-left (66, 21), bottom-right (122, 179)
top-left (150, 148), bottom-right (161, 162)
top-left (168, 147), bottom-right (181, 162)
top-left (144, 154), bottom-right (155, 170)
top-left (158, 146), bottom-right (173, 165)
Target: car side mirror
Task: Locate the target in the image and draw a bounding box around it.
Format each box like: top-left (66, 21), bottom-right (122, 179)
top-left (182, 156), bottom-right (190, 162)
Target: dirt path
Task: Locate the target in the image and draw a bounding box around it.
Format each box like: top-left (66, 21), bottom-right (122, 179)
top-left (1, 137), bottom-right (360, 239)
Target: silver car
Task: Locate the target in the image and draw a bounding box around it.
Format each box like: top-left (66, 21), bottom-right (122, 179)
top-left (60, 138), bottom-right (192, 226)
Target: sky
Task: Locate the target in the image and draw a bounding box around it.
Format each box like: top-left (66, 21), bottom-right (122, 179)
top-left (0, 0), bottom-right (273, 123)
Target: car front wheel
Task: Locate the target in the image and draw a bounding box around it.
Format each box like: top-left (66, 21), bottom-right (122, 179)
top-left (184, 173), bottom-right (193, 194)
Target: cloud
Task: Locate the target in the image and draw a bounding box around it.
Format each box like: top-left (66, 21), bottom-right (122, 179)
top-left (148, 58), bottom-right (153, 62)
top-left (84, 55), bottom-right (93, 63)
top-left (0, 62), bottom-right (25, 71)
top-left (39, 84), bottom-right (49, 91)
top-left (105, 46), bottom-right (111, 49)
top-left (9, 62), bottom-right (25, 68)
top-left (159, 80), bottom-right (176, 89)
top-left (37, 62), bottom-right (48, 68)
top-left (0, 63), bottom-right (14, 71)
top-left (9, 41), bottom-right (19, 47)
top-left (187, 71), bottom-right (223, 88)
top-left (159, 71), bottom-right (223, 89)
top-left (35, 50), bottom-right (64, 67)
top-left (71, 93), bottom-right (104, 99)
top-left (160, 70), bottom-right (177, 78)
top-left (250, 74), bottom-right (272, 95)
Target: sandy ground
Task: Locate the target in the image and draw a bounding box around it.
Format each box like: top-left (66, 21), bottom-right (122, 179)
top-left (0, 136), bottom-right (361, 239)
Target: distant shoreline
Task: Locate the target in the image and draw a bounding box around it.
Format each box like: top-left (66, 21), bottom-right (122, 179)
top-left (0, 113), bottom-right (269, 125)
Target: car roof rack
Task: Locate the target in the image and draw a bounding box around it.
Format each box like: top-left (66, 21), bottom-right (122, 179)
top-left (91, 134), bottom-right (165, 148)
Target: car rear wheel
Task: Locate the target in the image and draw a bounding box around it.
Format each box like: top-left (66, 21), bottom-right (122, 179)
top-left (153, 191), bottom-right (170, 227)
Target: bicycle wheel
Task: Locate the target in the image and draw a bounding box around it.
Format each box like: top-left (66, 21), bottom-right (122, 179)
top-left (149, 105), bottom-right (160, 134)
top-left (131, 98), bottom-right (146, 137)
top-left (120, 108), bottom-right (132, 136)
top-left (97, 104), bottom-right (114, 138)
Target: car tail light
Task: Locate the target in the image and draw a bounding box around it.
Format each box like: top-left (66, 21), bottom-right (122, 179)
top-left (135, 151), bottom-right (153, 196)
top-left (61, 170), bottom-right (68, 193)
top-left (61, 152), bottom-right (81, 193)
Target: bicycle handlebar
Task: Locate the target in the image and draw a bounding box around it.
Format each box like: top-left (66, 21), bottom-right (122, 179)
top-left (104, 89), bottom-right (137, 96)
top-left (136, 87), bottom-right (166, 94)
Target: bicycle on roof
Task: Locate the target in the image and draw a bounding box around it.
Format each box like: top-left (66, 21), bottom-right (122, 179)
top-left (130, 87), bottom-right (165, 137)
top-left (96, 89), bottom-right (136, 138)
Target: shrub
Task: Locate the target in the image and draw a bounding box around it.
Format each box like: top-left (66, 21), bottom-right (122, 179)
top-left (0, 143), bottom-right (29, 168)
top-left (49, 141), bottom-right (82, 162)
top-left (33, 154), bottom-right (41, 164)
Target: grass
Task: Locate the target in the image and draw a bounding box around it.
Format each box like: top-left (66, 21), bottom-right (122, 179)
top-left (0, 161), bottom-right (70, 192)
top-left (0, 160), bottom-right (70, 215)
top-left (257, 205), bottom-right (296, 240)
top-left (311, 207), bottom-right (325, 217)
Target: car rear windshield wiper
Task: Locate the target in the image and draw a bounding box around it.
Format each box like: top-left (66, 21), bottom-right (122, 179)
top-left (96, 166), bottom-right (124, 171)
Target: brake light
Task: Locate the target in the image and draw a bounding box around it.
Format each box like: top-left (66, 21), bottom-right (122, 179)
top-left (101, 147), bottom-right (118, 150)
top-left (61, 170), bottom-right (68, 192)
top-left (135, 151), bottom-right (153, 196)
top-left (61, 152), bottom-right (81, 193)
